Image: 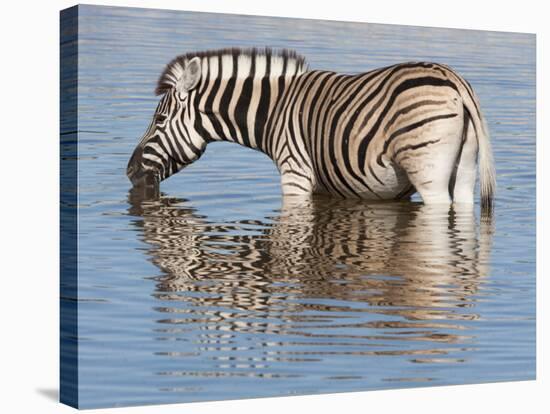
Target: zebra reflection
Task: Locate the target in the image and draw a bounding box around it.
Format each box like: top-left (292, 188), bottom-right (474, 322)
top-left (128, 192), bottom-right (492, 341)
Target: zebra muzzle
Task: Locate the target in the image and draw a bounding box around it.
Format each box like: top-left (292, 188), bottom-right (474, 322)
top-left (127, 147), bottom-right (159, 188)
top-left (128, 169), bottom-right (159, 188)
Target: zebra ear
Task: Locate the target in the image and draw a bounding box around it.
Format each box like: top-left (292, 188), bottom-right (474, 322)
top-left (178, 57), bottom-right (201, 92)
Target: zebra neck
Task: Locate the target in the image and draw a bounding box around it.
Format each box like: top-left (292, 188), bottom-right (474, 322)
top-left (193, 74), bottom-right (300, 155)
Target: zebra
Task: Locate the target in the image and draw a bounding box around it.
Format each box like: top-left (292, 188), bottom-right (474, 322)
top-left (127, 48), bottom-right (495, 212)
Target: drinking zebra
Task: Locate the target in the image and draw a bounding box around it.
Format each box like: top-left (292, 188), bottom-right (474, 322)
top-left (127, 48), bottom-right (495, 211)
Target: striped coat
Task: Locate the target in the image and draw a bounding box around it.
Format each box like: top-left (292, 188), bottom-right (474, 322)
top-left (127, 48), bottom-right (495, 212)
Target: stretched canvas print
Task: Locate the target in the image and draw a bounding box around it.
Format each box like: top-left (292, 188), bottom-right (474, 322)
top-left (60, 4), bottom-right (536, 409)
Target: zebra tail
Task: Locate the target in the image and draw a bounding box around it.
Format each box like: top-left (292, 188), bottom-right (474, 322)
top-left (476, 110), bottom-right (496, 213)
top-left (459, 84), bottom-right (496, 214)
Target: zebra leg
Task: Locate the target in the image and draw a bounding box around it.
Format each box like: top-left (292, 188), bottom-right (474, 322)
top-left (451, 118), bottom-right (478, 205)
top-left (394, 115), bottom-right (464, 205)
top-left (277, 141), bottom-right (316, 196)
top-left (280, 170), bottom-right (315, 196)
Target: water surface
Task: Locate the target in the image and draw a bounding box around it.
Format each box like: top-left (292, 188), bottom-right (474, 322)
top-left (66, 5), bottom-right (535, 408)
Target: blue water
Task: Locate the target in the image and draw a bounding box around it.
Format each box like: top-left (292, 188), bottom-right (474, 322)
top-left (65, 5), bottom-right (535, 409)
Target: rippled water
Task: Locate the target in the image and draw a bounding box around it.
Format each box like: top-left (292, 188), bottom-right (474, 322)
top-left (63, 5), bottom-right (535, 408)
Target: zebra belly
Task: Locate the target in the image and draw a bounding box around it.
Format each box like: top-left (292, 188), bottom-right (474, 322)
top-left (356, 161), bottom-right (412, 200)
top-left (312, 161), bottom-right (412, 200)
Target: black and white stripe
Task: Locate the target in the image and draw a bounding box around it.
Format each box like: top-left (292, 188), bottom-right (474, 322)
top-left (128, 48), bottom-right (495, 212)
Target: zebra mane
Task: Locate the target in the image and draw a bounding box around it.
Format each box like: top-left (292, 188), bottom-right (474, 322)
top-left (155, 47), bottom-right (308, 95)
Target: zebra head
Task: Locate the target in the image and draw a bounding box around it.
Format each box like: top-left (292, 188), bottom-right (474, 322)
top-left (127, 57), bottom-right (204, 188)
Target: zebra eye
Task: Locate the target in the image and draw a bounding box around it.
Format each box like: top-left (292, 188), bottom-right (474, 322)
top-left (155, 114), bottom-right (168, 123)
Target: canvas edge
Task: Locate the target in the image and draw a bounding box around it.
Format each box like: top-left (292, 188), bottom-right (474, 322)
top-left (60, 4), bottom-right (79, 409)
